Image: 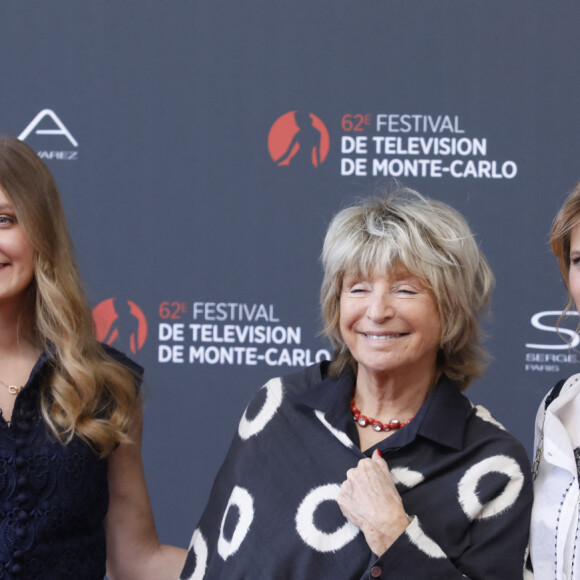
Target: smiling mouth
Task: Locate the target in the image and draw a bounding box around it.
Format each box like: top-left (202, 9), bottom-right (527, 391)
top-left (363, 333), bottom-right (406, 340)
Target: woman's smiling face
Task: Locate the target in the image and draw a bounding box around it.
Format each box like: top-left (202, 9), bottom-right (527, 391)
top-left (0, 186), bottom-right (35, 308)
top-left (339, 266), bottom-right (441, 385)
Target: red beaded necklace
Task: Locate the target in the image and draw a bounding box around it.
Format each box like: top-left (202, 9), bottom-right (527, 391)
top-left (350, 395), bottom-right (413, 433)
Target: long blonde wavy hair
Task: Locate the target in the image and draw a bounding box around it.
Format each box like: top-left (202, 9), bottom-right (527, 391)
top-left (0, 136), bottom-right (138, 457)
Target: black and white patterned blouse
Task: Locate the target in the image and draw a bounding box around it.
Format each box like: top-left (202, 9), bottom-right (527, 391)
top-left (181, 362), bottom-right (532, 579)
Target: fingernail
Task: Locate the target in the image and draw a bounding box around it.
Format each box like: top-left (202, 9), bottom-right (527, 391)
top-left (377, 449), bottom-right (382, 457)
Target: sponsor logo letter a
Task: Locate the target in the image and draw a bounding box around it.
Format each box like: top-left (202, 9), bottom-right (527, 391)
top-left (19, 109), bottom-right (78, 147)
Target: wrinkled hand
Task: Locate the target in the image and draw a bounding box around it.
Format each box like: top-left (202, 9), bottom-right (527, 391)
top-left (337, 450), bottom-right (410, 556)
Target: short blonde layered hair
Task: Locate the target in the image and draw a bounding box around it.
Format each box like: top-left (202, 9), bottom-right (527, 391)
top-left (0, 136), bottom-right (138, 456)
top-left (321, 189), bottom-right (494, 390)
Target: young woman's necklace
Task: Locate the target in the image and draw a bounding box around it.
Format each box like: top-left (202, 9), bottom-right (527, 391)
top-left (350, 391), bottom-right (413, 432)
top-left (0, 379), bottom-right (24, 395)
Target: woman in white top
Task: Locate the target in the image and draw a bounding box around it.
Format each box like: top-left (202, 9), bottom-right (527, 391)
top-left (530, 181), bottom-right (580, 579)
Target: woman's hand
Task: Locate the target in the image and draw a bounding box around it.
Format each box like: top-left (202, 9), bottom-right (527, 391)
top-left (337, 450), bottom-right (411, 556)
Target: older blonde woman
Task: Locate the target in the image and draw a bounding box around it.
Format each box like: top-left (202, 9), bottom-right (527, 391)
top-left (181, 189), bottom-right (532, 580)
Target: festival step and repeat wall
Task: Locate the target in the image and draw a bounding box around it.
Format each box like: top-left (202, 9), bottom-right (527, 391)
top-left (2, 1), bottom-right (579, 548)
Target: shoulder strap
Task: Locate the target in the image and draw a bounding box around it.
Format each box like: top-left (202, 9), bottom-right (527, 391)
top-left (545, 378), bottom-right (567, 410)
top-left (534, 378), bottom-right (568, 480)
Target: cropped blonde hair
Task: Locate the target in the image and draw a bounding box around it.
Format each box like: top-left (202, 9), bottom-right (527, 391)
top-left (321, 189), bottom-right (494, 390)
top-left (0, 136), bottom-right (138, 457)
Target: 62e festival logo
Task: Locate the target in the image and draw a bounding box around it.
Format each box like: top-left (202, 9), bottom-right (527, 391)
top-left (268, 110), bottom-right (518, 179)
top-left (339, 113), bottom-right (517, 179)
top-left (92, 298), bottom-right (331, 368)
top-left (93, 298), bottom-right (148, 355)
top-left (268, 111), bottom-right (330, 168)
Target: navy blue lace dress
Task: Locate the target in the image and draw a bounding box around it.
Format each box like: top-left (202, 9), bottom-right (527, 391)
top-left (0, 349), bottom-right (142, 579)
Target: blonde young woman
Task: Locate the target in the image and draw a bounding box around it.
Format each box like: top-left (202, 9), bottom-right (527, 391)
top-left (0, 136), bottom-right (185, 579)
top-left (530, 182), bottom-right (580, 579)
